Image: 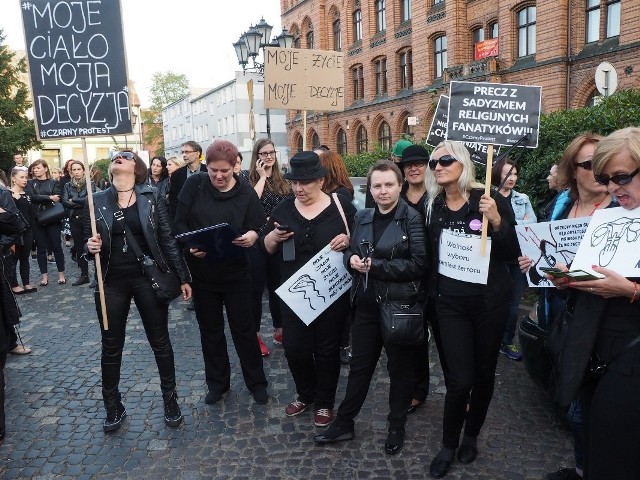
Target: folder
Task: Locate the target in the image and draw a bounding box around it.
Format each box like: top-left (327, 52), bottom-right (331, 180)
top-left (175, 223), bottom-right (244, 262)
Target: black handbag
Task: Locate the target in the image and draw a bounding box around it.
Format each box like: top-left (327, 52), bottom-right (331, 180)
top-left (123, 223), bottom-right (182, 304)
top-left (379, 300), bottom-right (424, 346)
top-left (36, 202), bottom-right (65, 226)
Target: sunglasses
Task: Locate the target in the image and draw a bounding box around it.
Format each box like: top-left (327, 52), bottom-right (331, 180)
top-left (428, 155), bottom-right (457, 171)
top-left (594, 168), bottom-right (640, 186)
top-left (112, 152), bottom-right (135, 161)
top-left (574, 160), bottom-right (593, 170)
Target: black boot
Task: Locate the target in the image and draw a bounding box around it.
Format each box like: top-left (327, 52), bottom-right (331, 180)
top-left (103, 402), bottom-right (126, 432)
top-left (72, 276), bottom-right (90, 286)
top-left (163, 391), bottom-right (183, 427)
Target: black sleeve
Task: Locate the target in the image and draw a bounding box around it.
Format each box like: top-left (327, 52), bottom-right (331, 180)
top-left (491, 192), bottom-right (521, 261)
top-left (173, 174), bottom-right (200, 236)
top-left (243, 187), bottom-right (267, 233)
top-left (167, 170), bottom-right (181, 221)
top-left (155, 194), bottom-right (191, 284)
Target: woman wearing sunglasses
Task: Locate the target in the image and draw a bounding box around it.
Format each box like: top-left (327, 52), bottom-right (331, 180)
top-left (545, 127), bottom-right (640, 480)
top-left (424, 141), bottom-right (520, 478)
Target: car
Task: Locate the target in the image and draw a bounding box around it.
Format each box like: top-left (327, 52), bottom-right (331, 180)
top-left (350, 177), bottom-right (367, 210)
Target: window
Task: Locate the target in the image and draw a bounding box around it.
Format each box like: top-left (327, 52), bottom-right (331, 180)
top-left (333, 19), bottom-right (342, 51)
top-left (353, 8), bottom-right (362, 42)
top-left (517, 6), bottom-right (536, 57)
top-left (434, 0), bottom-right (444, 5)
top-left (293, 35), bottom-right (301, 48)
top-left (434, 35), bottom-right (447, 78)
top-left (337, 129), bottom-right (348, 155)
top-left (374, 58), bottom-right (387, 95)
top-left (378, 122), bottom-right (391, 151)
top-left (356, 126), bottom-right (368, 153)
top-left (311, 132), bottom-right (320, 150)
top-left (352, 65), bottom-right (364, 100)
top-left (306, 30), bottom-right (314, 49)
top-left (375, 0), bottom-right (386, 33)
top-left (401, 0), bottom-right (411, 22)
top-left (585, 0), bottom-right (600, 43)
top-left (399, 50), bottom-right (413, 89)
top-left (606, 0), bottom-right (620, 37)
top-left (297, 136), bottom-right (304, 153)
top-left (473, 27), bottom-right (485, 57)
top-left (488, 22), bottom-right (499, 39)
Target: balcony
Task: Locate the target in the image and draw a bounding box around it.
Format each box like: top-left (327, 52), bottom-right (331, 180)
top-left (444, 57), bottom-right (498, 82)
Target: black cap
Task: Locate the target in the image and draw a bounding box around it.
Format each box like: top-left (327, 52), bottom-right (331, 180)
top-left (283, 151), bottom-right (328, 180)
top-left (399, 144), bottom-right (430, 165)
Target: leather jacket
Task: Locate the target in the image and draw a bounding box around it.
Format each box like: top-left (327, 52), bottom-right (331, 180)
top-left (62, 180), bottom-right (98, 213)
top-left (83, 184), bottom-right (191, 284)
top-left (345, 199), bottom-right (427, 305)
top-left (29, 178), bottom-right (61, 214)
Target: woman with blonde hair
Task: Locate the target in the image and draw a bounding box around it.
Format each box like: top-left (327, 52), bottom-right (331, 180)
top-left (166, 157), bottom-right (184, 177)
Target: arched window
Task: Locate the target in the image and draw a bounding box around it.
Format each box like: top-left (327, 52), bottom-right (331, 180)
top-left (353, 6), bottom-right (363, 42)
top-left (517, 6), bottom-right (536, 57)
top-left (399, 50), bottom-right (413, 89)
top-left (374, 58), bottom-right (388, 95)
top-left (311, 132), bottom-right (320, 150)
top-left (357, 126), bottom-right (368, 153)
top-left (297, 135), bottom-right (304, 153)
top-left (378, 122), bottom-right (391, 152)
top-left (333, 19), bottom-right (342, 51)
top-left (434, 35), bottom-right (447, 78)
top-left (337, 129), bottom-right (348, 155)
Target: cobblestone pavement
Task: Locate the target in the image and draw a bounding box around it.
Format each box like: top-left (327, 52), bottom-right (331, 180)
top-left (0, 259), bottom-right (574, 479)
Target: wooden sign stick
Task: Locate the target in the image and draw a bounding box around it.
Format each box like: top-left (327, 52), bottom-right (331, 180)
top-left (303, 110), bottom-right (307, 151)
top-left (480, 144), bottom-right (495, 256)
top-left (81, 138), bottom-right (109, 330)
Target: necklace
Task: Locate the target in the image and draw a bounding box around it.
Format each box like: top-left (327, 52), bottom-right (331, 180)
top-left (116, 189), bottom-right (135, 253)
top-left (573, 194), bottom-right (608, 218)
top-left (116, 187), bottom-right (134, 192)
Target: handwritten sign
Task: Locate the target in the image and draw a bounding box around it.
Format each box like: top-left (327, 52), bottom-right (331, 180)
top-left (264, 47), bottom-right (344, 112)
top-left (516, 218), bottom-right (591, 287)
top-left (474, 39), bottom-right (499, 61)
top-left (447, 81), bottom-right (541, 148)
top-left (426, 95), bottom-right (492, 165)
top-left (275, 245), bottom-right (352, 325)
top-left (438, 230), bottom-right (491, 284)
top-left (20, 0), bottom-right (133, 140)
top-left (571, 206), bottom-right (640, 278)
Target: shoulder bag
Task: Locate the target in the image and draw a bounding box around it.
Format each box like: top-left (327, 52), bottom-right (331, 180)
top-left (379, 298), bottom-right (424, 346)
top-left (36, 201), bottom-right (65, 226)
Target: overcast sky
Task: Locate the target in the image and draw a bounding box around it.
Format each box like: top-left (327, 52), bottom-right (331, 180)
top-left (0, 0), bottom-right (282, 107)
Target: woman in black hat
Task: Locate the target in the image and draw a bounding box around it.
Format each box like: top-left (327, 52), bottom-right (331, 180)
top-left (262, 150), bottom-right (355, 428)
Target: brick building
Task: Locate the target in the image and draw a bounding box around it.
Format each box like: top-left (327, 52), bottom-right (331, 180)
top-left (280, 0), bottom-right (640, 155)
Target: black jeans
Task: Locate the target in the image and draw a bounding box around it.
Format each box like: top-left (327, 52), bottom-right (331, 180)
top-left (33, 221), bottom-right (64, 274)
top-left (335, 302), bottom-right (418, 431)
top-left (69, 213), bottom-right (87, 276)
top-left (411, 299), bottom-right (434, 402)
top-left (281, 295), bottom-right (349, 409)
top-left (10, 230), bottom-right (33, 287)
top-left (96, 271), bottom-right (176, 408)
top-left (248, 246), bottom-right (283, 332)
top-left (435, 293), bottom-right (506, 449)
top-left (192, 285), bottom-right (267, 395)
top-left (0, 351), bottom-right (6, 432)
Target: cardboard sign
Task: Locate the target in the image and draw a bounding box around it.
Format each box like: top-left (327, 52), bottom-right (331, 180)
top-left (263, 47), bottom-right (344, 112)
top-left (474, 39), bottom-right (499, 61)
top-left (426, 95), bottom-right (492, 165)
top-left (21, 0), bottom-right (133, 140)
top-left (571, 206), bottom-right (640, 278)
top-left (516, 218), bottom-right (591, 287)
top-left (447, 81), bottom-right (541, 148)
top-left (275, 245), bottom-right (352, 325)
top-left (438, 230), bottom-right (491, 284)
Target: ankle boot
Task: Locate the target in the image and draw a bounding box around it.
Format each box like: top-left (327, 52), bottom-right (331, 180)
top-left (163, 391), bottom-right (183, 427)
top-left (103, 402), bottom-right (126, 432)
top-left (72, 275), bottom-right (90, 286)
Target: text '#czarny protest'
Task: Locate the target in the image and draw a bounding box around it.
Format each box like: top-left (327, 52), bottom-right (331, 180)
top-left (21, 0), bottom-right (132, 139)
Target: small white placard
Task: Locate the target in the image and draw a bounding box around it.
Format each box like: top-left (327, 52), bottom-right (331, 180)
top-left (276, 245), bottom-right (352, 325)
top-left (438, 229), bottom-right (491, 284)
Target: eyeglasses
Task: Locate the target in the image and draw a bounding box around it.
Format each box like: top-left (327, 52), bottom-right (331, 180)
top-left (595, 168), bottom-right (640, 186)
top-left (181, 150), bottom-right (198, 155)
top-left (574, 160), bottom-right (593, 171)
top-left (258, 151), bottom-right (276, 158)
top-left (428, 155), bottom-right (457, 171)
top-left (403, 161), bottom-right (427, 170)
top-left (112, 152), bottom-right (135, 161)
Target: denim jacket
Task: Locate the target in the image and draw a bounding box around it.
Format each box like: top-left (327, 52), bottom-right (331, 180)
top-left (510, 189), bottom-right (537, 225)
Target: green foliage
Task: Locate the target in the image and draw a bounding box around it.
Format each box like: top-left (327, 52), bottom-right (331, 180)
top-left (149, 71), bottom-right (190, 111)
top-left (343, 144), bottom-right (392, 176)
top-left (92, 158), bottom-right (111, 182)
top-left (0, 30), bottom-right (40, 169)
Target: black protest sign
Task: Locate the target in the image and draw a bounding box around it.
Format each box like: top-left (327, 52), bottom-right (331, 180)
top-left (446, 81), bottom-right (541, 148)
top-left (427, 95), bottom-right (491, 165)
top-left (21, 0), bottom-right (132, 140)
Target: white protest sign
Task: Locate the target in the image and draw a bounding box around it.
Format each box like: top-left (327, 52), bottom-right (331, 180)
top-left (275, 245), bottom-right (352, 325)
top-left (438, 230), bottom-right (491, 284)
top-left (571, 206), bottom-right (640, 277)
top-left (516, 218), bottom-right (591, 287)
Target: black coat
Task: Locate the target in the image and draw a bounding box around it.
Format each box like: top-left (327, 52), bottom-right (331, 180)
top-left (62, 180), bottom-right (98, 212)
top-left (167, 164), bottom-right (207, 222)
top-left (83, 184), bottom-right (191, 284)
top-left (345, 199), bottom-right (427, 305)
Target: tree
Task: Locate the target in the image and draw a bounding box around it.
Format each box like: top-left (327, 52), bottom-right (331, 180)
top-left (144, 71), bottom-right (190, 155)
top-left (0, 30), bottom-right (39, 169)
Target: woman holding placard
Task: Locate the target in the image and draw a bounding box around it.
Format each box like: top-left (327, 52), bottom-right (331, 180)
top-left (546, 127), bottom-right (640, 480)
top-left (424, 141), bottom-right (519, 478)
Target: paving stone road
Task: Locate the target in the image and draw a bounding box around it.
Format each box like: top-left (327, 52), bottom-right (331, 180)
top-left (0, 259), bottom-right (574, 479)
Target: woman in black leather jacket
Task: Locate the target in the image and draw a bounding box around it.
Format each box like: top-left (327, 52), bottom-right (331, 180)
top-left (84, 151), bottom-right (192, 433)
top-left (28, 159), bottom-right (65, 285)
top-left (314, 160), bottom-right (427, 455)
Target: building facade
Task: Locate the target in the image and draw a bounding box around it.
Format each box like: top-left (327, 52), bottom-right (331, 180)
top-left (280, 0), bottom-right (640, 154)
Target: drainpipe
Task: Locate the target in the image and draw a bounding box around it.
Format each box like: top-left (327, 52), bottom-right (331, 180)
top-left (566, 0), bottom-right (572, 108)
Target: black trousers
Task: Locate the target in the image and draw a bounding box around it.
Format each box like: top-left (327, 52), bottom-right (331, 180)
top-left (33, 221), bottom-right (64, 274)
top-left (411, 299), bottom-right (434, 402)
top-left (69, 214), bottom-right (87, 276)
top-left (95, 271), bottom-right (176, 408)
top-left (10, 229), bottom-right (33, 287)
top-left (248, 246), bottom-right (283, 332)
top-left (281, 295), bottom-right (348, 409)
top-left (335, 302), bottom-right (418, 431)
top-left (434, 293), bottom-right (506, 449)
top-left (192, 284), bottom-right (267, 395)
top-left (0, 351), bottom-right (6, 431)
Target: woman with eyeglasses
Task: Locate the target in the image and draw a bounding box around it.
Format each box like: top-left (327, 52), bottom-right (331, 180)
top-left (240, 138), bottom-right (292, 354)
top-left (84, 150), bottom-right (192, 432)
top-left (424, 141), bottom-right (520, 478)
top-left (544, 127), bottom-right (640, 480)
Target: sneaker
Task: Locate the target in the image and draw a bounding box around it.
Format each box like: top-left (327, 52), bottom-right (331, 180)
top-left (257, 334), bottom-right (270, 356)
top-left (285, 400), bottom-right (312, 417)
top-left (163, 391), bottom-right (183, 427)
top-left (314, 408), bottom-right (333, 427)
top-left (103, 402), bottom-right (126, 432)
top-left (273, 328), bottom-right (283, 345)
top-left (546, 467), bottom-right (582, 480)
top-left (500, 343), bottom-right (523, 361)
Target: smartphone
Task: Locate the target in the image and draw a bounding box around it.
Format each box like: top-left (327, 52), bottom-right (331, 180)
top-left (540, 267), bottom-right (602, 281)
top-left (282, 237), bottom-right (295, 262)
top-left (277, 224), bottom-right (292, 233)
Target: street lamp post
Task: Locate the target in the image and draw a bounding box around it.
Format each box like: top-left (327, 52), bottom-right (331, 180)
top-left (233, 18), bottom-right (294, 139)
